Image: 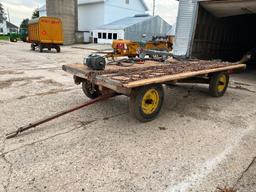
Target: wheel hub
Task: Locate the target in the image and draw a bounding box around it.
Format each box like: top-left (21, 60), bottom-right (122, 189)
top-left (217, 75), bottom-right (227, 92)
top-left (141, 89), bottom-right (160, 115)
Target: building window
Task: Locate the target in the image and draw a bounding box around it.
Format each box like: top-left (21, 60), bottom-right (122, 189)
top-left (125, 0), bottom-right (129, 4)
top-left (0, 28), bottom-right (3, 33)
top-left (91, 32), bottom-right (93, 36)
top-left (108, 33), bottom-right (112, 39)
top-left (0, 19), bottom-right (3, 24)
top-left (113, 33), bottom-right (118, 40)
top-left (98, 33), bottom-right (102, 39)
top-left (103, 33), bottom-right (107, 39)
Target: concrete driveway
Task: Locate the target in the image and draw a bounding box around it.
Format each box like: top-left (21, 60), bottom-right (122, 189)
top-left (0, 41), bottom-right (255, 192)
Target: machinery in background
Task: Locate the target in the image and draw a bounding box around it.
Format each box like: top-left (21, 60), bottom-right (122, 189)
top-left (103, 36), bottom-right (173, 61)
top-left (19, 28), bottom-right (28, 42)
top-left (28, 16), bottom-right (64, 53)
top-left (84, 36), bottom-right (174, 70)
top-left (9, 28), bottom-right (28, 43)
top-left (9, 33), bottom-right (19, 42)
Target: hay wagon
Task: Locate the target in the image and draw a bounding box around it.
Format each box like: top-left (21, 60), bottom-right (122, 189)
top-left (28, 17), bottom-right (63, 53)
top-left (63, 60), bottom-right (245, 122)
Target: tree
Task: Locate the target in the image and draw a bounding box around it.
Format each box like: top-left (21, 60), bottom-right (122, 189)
top-left (0, 3), bottom-right (6, 22)
top-left (32, 8), bottom-right (39, 19)
top-left (20, 18), bottom-right (29, 29)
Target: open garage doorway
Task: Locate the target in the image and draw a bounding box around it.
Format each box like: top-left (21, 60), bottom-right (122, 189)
top-left (191, 0), bottom-right (256, 73)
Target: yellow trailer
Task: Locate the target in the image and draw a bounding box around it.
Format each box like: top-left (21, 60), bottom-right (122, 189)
top-left (28, 16), bottom-right (64, 53)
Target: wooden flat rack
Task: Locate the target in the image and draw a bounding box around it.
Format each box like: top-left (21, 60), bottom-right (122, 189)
top-left (62, 60), bottom-right (246, 95)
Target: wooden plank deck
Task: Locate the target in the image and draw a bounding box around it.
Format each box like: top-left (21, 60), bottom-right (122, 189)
top-left (62, 60), bottom-right (246, 93)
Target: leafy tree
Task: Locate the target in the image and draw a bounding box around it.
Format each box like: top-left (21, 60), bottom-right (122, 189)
top-left (0, 3), bottom-right (6, 22)
top-left (32, 8), bottom-right (39, 19)
top-left (20, 18), bottom-right (29, 29)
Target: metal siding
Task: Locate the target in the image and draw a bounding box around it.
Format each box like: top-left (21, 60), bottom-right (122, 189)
top-left (95, 16), bottom-right (154, 30)
top-left (173, 0), bottom-right (199, 57)
top-left (124, 16), bottom-right (172, 42)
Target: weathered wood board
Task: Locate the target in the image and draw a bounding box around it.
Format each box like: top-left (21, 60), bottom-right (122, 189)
top-left (62, 60), bottom-right (246, 94)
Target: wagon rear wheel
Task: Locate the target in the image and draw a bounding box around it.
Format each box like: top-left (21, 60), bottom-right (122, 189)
top-left (56, 46), bottom-right (61, 53)
top-left (39, 44), bottom-right (44, 53)
top-left (130, 84), bottom-right (164, 122)
top-left (31, 43), bottom-right (35, 51)
top-left (82, 80), bottom-right (102, 99)
top-left (209, 72), bottom-right (229, 97)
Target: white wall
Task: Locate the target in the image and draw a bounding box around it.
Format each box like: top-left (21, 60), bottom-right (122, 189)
top-left (78, 3), bottom-right (105, 31)
top-left (0, 21), bottom-right (8, 35)
top-left (92, 29), bottom-right (124, 44)
top-left (39, 0), bottom-right (147, 33)
top-left (104, 0), bottom-right (146, 24)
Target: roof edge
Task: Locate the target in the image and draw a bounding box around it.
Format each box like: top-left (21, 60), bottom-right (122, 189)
top-left (140, 0), bottom-right (149, 11)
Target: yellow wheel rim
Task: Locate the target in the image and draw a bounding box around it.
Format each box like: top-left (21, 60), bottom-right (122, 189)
top-left (141, 89), bottom-right (160, 115)
top-left (217, 75), bottom-right (227, 92)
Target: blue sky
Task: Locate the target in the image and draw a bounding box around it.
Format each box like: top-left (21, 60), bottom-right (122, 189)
top-left (1, 0), bottom-right (179, 26)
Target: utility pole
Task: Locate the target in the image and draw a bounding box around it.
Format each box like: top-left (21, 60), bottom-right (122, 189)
top-left (153, 0), bottom-right (156, 16)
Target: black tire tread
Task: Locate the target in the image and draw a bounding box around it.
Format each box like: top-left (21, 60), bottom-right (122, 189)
top-left (130, 84), bottom-right (164, 122)
top-left (82, 81), bottom-right (102, 99)
top-left (209, 72), bottom-right (229, 97)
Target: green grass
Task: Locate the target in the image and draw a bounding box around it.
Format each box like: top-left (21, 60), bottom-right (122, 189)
top-left (0, 35), bottom-right (9, 40)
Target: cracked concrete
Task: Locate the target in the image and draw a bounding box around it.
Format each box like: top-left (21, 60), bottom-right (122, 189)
top-left (0, 42), bottom-right (255, 192)
top-left (234, 157), bottom-right (256, 192)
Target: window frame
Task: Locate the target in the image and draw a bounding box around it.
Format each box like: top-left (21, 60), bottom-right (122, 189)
top-left (103, 32), bottom-right (107, 39)
top-left (98, 32), bottom-right (102, 39)
top-left (108, 33), bottom-right (112, 40)
top-left (113, 33), bottom-right (118, 40)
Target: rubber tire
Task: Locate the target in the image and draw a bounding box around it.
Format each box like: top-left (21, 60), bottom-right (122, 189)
top-left (209, 72), bottom-right (229, 97)
top-left (31, 44), bottom-right (35, 51)
top-left (82, 81), bottom-right (102, 99)
top-left (130, 84), bottom-right (164, 122)
top-left (56, 46), bottom-right (61, 53)
top-left (39, 44), bottom-right (44, 53)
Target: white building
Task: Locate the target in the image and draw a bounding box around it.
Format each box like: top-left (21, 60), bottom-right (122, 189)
top-left (92, 14), bottom-right (172, 44)
top-left (39, 0), bottom-right (149, 32)
top-left (0, 19), bottom-right (18, 35)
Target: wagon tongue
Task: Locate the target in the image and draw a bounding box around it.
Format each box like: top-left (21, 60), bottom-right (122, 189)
top-left (6, 93), bottom-right (117, 139)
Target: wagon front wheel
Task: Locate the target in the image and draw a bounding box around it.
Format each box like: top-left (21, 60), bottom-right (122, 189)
top-left (31, 43), bottom-right (35, 51)
top-left (209, 72), bottom-right (229, 97)
top-left (130, 84), bottom-right (164, 122)
top-left (56, 46), bottom-right (61, 53)
top-left (82, 80), bottom-right (102, 99)
top-left (39, 44), bottom-right (44, 52)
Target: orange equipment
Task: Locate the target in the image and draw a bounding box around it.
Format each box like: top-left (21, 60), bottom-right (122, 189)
top-left (28, 16), bottom-right (64, 53)
top-left (106, 37), bottom-right (173, 60)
